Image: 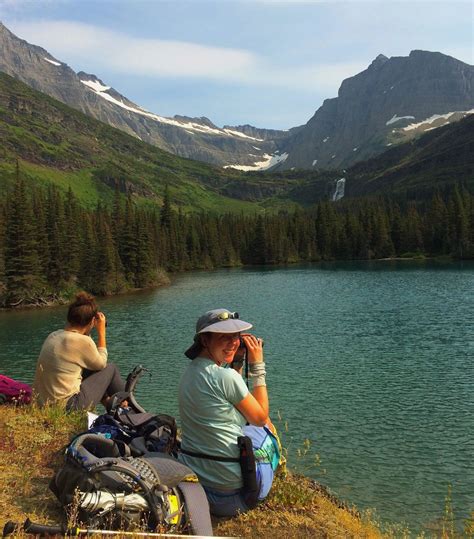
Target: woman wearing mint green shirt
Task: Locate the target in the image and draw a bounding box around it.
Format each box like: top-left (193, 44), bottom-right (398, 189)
top-left (179, 308), bottom-right (279, 517)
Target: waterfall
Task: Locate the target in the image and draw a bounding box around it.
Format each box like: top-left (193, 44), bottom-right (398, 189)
top-left (332, 177), bottom-right (346, 201)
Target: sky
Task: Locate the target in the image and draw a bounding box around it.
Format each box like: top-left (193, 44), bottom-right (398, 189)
top-left (1, 0), bottom-right (472, 129)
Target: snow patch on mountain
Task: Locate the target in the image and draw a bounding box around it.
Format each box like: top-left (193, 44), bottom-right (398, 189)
top-left (81, 79), bottom-right (110, 93)
top-left (44, 57), bottom-right (61, 67)
top-left (312, 159), bottom-right (318, 166)
top-left (223, 128), bottom-right (264, 142)
top-left (224, 152), bottom-right (289, 171)
top-left (80, 78), bottom-right (264, 141)
top-left (386, 114), bottom-right (415, 126)
top-left (402, 109), bottom-right (474, 131)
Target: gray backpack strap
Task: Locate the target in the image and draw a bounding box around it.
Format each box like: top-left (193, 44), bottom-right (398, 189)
top-left (145, 455), bottom-right (198, 488)
top-left (178, 481), bottom-right (214, 537)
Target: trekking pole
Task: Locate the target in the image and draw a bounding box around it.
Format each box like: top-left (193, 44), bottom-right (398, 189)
top-left (3, 518), bottom-right (238, 538)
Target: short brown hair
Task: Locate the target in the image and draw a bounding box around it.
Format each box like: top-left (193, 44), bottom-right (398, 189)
top-left (67, 291), bottom-right (98, 327)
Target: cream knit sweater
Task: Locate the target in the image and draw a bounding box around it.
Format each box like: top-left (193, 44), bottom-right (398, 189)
top-left (33, 329), bottom-right (107, 406)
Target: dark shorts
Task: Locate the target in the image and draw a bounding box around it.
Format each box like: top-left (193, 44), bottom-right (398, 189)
top-left (66, 363), bottom-right (125, 411)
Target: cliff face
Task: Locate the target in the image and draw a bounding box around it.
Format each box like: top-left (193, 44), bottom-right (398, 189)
top-left (275, 51), bottom-right (474, 171)
top-left (0, 22), bottom-right (290, 168)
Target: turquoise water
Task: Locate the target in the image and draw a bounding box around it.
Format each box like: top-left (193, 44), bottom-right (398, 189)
top-left (0, 261), bottom-right (473, 533)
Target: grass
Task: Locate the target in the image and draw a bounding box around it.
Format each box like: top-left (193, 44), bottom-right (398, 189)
top-left (0, 405), bottom-right (383, 538)
top-left (213, 473), bottom-right (383, 539)
top-left (0, 404), bottom-right (85, 528)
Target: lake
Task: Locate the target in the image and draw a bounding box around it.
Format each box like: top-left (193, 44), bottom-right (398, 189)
top-left (0, 261), bottom-right (473, 533)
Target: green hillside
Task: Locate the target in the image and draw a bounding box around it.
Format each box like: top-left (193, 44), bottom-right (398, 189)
top-left (0, 72), bottom-right (302, 212)
top-left (1, 70), bottom-right (473, 213)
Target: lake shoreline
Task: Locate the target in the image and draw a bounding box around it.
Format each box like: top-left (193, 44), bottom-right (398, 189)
top-left (0, 255), bottom-right (459, 312)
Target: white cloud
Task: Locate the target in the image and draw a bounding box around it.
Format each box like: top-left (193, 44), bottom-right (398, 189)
top-left (261, 61), bottom-right (368, 94)
top-left (10, 20), bottom-right (256, 80)
top-left (8, 19), bottom-right (368, 93)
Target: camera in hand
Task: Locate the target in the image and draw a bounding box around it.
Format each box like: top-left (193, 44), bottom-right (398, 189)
top-left (231, 337), bottom-right (248, 370)
top-left (95, 313), bottom-right (108, 327)
top-left (231, 336), bottom-right (264, 370)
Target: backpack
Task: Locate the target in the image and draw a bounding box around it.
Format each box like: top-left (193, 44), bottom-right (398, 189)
top-left (87, 365), bottom-right (179, 457)
top-left (0, 375), bottom-right (32, 405)
top-left (50, 433), bottom-right (213, 535)
top-left (50, 366), bottom-right (213, 535)
top-left (88, 409), bottom-right (179, 456)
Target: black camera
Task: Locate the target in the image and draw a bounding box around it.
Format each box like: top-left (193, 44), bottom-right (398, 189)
top-left (231, 337), bottom-right (248, 370)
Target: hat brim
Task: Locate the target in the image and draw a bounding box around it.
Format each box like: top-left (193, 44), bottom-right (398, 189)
top-left (198, 319), bottom-right (253, 334)
top-left (184, 319), bottom-right (253, 359)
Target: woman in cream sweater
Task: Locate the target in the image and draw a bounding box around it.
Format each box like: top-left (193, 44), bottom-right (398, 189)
top-left (33, 292), bottom-right (125, 411)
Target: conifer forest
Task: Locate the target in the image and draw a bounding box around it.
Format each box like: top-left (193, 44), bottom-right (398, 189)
top-left (1, 167), bottom-right (473, 307)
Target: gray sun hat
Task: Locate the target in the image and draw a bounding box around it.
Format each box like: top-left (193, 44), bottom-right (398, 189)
top-left (184, 308), bottom-right (253, 359)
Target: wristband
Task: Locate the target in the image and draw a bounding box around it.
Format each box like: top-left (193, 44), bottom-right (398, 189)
top-left (249, 362), bottom-right (266, 387)
top-left (252, 374), bottom-right (266, 387)
top-left (249, 362), bottom-right (266, 376)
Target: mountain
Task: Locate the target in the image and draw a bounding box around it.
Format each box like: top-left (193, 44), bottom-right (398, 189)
top-left (0, 72), bottom-right (301, 212)
top-left (3, 23), bottom-right (472, 176)
top-left (274, 51), bottom-right (474, 171)
top-left (268, 113), bottom-right (474, 204)
top-left (1, 59), bottom-right (472, 214)
top-left (345, 112), bottom-right (474, 198)
top-left (0, 22), bottom-right (290, 170)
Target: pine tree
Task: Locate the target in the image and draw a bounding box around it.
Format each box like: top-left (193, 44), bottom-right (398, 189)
top-left (134, 210), bottom-right (156, 287)
top-left (372, 204), bottom-right (394, 258)
top-left (426, 192), bottom-right (449, 255)
top-left (45, 185), bottom-right (66, 287)
top-left (78, 213), bottom-right (98, 292)
top-left (160, 184), bottom-right (173, 228)
top-left (63, 187), bottom-right (81, 283)
top-left (94, 207), bottom-right (124, 294)
top-left (120, 195), bottom-right (138, 283)
top-left (0, 199), bottom-right (6, 294)
top-left (31, 189), bottom-right (49, 278)
top-left (450, 186), bottom-right (471, 258)
top-left (4, 164), bottom-right (43, 304)
top-left (402, 204), bottom-right (424, 254)
top-left (246, 215), bottom-right (266, 264)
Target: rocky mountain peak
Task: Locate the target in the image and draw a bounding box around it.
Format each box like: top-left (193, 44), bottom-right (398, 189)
top-left (273, 50), bottom-right (474, 171)
top-left (173, 115), bottom-right (217, 128)
top-left (369, 53), bottom-right (389, 69)
top-left (77, 71), bottom-right (107, 85)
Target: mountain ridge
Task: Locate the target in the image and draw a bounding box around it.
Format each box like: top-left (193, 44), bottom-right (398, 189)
top-left (0, 22), bottom-right (290, 169)
top-left (1, 68), bottom-right (472, 213)
top-left (274, 49), bottom-right (474, 171)
top-left (2, 22), bottom-right (473, 174)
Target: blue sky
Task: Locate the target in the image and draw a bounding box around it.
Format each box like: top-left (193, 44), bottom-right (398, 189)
top-left (1, 0), bottom-right (472, 129)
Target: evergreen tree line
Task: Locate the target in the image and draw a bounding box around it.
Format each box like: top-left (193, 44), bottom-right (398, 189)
top-left (1, 173), bottom-right (473, 306)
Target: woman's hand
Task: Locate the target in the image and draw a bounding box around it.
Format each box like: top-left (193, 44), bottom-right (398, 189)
top-left (95, 312), bottom-right (107, 350)
top-left (241, 334), bottom-right (264, 364)
top-left (95, 312), bottom-right (107, 334)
